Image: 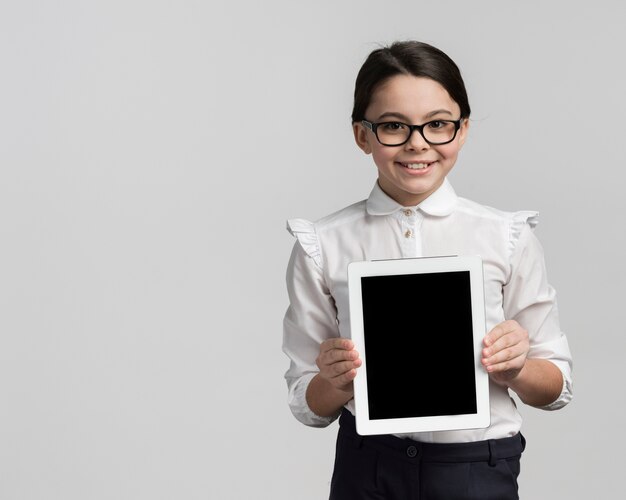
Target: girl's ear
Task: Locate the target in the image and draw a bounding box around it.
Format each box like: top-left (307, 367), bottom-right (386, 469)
top-left (458, 118), bottom-right (470, 148)
top-left (353, 122), bottom-right (372, 154)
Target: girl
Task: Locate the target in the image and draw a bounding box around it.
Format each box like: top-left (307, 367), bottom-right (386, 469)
top-left (283, 41), bottom-right (572, 500)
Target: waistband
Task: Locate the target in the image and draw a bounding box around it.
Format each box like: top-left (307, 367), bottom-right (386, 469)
top-left (338, 409), bottom-right (525, 466)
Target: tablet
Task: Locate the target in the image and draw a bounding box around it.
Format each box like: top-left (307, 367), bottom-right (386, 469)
top-left (348, 255), bottom-right (490, 436)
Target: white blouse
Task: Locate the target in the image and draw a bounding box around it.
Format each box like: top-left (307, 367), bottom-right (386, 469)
top-left (283, 179), bottom-right (573, 443)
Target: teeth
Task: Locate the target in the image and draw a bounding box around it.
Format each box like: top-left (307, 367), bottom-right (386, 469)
top-left (404, 163), bottom-right (429, 170)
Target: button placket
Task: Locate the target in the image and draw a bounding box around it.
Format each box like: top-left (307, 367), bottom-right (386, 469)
top-left (398, 209), bottom-right (423, 258)
top-left (398, 210), bottom-right (413, 258)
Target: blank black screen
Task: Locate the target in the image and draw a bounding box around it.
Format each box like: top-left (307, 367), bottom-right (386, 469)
top-left (361, 271), bottom-right (477, 420)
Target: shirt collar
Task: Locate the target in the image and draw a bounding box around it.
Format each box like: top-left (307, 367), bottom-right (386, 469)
top-left (366, 178), bottom-right (458, 216)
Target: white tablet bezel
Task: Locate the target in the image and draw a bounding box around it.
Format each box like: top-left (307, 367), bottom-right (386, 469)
top-left (348, 255), bottom-right (490, 436)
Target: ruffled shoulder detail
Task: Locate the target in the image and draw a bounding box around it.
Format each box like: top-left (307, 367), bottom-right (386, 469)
top-left (286, 218), bottom-right (322, 268)
top-left (509, 210), bottom-right (539, 257)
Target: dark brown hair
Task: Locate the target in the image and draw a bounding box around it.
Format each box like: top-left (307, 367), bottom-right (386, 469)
top-left (351, 41), bottom-right (471, 122)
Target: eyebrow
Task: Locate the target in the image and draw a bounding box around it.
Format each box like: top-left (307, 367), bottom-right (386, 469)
top-left (376, 109), bottom-right (454, 122)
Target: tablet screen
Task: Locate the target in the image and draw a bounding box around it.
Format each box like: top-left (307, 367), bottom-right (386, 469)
top-left (361, 271), bottom-right (477, 420)
top-left (348, 256), bottom-right (489, 435)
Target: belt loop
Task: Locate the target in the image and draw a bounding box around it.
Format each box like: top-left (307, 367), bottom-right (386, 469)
top-left (340, 409), bottom-right (364, 449)
top-left (487, 439), bottom-right (498, 467)
top-left (355, 434), bottom-right (364, 449)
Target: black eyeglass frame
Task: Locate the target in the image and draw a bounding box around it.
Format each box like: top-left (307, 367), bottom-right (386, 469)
top-left (361, 118), bottom-right (464, 146)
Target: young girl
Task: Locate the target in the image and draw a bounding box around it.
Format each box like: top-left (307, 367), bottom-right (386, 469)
top-left (283, 41), bottom-right (573, 500)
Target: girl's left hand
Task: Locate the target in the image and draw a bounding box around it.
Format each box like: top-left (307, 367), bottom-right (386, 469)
top-left (481, 320), bottom-right (529, 386)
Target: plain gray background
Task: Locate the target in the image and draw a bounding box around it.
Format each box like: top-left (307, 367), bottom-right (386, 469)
top-left (1, 1), bottom-right (624, 498)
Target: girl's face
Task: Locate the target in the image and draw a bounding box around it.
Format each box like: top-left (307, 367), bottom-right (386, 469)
top-left (353, 75), bottom-right (469, 207)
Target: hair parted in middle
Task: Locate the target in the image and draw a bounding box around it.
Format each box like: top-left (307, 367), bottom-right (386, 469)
top-left (351, 41), bottom-right (471, 123)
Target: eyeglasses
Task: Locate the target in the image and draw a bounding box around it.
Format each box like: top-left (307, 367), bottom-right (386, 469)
top-left (361, 118), bottom-right (463, 146)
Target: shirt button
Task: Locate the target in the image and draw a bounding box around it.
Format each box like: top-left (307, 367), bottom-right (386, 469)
top-left (404, 229), bottom-right (412, 238)
top-left (406, 445), bottom-right (418, 458)
top-left (403, 209), bottom-right (412, 216)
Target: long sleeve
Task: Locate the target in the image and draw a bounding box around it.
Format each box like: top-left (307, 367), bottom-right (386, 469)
top-left (502, 217), bottom-right (573, 410)
top-left (282, 220), bottom-right (341, 427)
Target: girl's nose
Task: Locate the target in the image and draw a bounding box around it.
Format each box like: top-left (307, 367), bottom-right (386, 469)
top-left (405, 129), bottom-right (430, 151)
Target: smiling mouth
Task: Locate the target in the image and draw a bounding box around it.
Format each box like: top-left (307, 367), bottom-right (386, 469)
top-left (398, 161), bottom-right (433, 170)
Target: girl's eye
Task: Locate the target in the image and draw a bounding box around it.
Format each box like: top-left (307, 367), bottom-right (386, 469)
top-left (427, 120), bottom-right (445, 129)
top-left (382, 122), bottom-right (407, 131)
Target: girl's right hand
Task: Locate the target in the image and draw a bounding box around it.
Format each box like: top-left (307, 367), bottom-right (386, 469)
top-left (316, 338), bottom-right (362, 394)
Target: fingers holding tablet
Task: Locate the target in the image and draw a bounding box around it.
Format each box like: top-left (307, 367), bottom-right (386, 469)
top-left (482, 320), bottom-right (530, 382)
top-left (316, 338), bottom-right (362, 391)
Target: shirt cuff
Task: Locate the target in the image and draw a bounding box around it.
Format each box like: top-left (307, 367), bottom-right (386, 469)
top-left (287, 372), bottom-right (339, 428)
top-left (537, 363), bottom-right (573, 411)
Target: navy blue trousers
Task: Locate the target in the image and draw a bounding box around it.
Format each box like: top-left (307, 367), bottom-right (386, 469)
top-left (329, 409), bottom-right (525, 500)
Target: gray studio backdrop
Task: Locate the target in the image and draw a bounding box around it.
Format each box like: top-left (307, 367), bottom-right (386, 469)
top-left (1, 1), bottom-right (624, 499)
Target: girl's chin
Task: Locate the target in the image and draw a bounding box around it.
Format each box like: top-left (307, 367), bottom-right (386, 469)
top-left (381, 184), bottom-right (440, 206)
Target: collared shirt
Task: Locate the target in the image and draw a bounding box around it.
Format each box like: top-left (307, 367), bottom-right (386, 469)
top-left (283, 179), bottom-right (573, 443)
